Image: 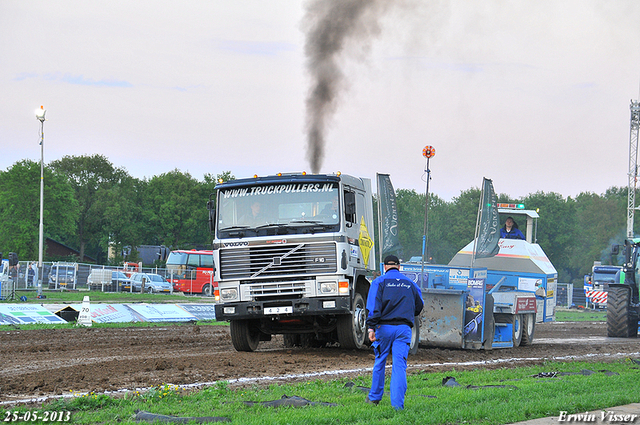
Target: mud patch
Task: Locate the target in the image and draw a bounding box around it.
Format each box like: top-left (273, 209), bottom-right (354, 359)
top-left (1, 321), bottom-right (638, 405)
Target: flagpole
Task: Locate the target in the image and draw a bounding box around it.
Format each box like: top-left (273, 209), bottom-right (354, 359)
top-left (421, 146), bottom-right (435, 287)
top-left (376, 173), bottom-right (383, 273)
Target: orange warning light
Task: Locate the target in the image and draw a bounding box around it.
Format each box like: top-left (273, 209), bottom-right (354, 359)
top-left (422, 146), bottom-right (435, 159)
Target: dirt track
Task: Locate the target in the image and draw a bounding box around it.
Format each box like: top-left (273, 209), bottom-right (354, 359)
top-left (1, 321), bottom-right (639, 406)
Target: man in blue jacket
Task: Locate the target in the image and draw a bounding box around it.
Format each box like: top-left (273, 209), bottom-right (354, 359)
top-left (500, 216), bottom-right (525, 240)
top-left (366, 255), bottom-right (424, 410)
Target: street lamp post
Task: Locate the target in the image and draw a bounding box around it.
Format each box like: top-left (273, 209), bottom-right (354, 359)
top-left (420, 146), bottom-right (435, 288)
top-left (35, 105), bottom-right (46, 297)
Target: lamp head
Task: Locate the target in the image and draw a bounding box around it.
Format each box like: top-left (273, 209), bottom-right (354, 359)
top-left (35, 105), bottom-right (46, 121)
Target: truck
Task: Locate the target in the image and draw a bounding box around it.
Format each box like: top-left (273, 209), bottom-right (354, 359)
top-left (584, 262), bottom-right (622, 309)
top-left (208, 173), bottom-right (376, 352)
top-left (606, 238), bottom-right (640, 337)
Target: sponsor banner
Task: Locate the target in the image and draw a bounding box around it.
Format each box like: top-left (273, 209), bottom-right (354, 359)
top-left (178, 304), bottom-right (217, 321)
top-left (68, 303), bottom-right (143, 323)
top-left (475, 178), bottom-right (500, 259)
top-left (449, 268), bottom-right (470, 284)
top-left (518, 277), bottom-right (539, 292)
top-left (1, 303), bottom-right (216, 324)
top-left (515, 297), bottom-right (537, 313)
top-left (464, 278), bottom-right (485, 341)
top-left (126, 303), bottom-right (198, 322)
top-left (400, 270), bottom-right (427, 285)
top-left (376, 173), bottom-right (401, 256)
top-left (0, 304), bottom-right (67, 325)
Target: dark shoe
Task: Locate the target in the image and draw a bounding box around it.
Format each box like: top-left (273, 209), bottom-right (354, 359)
top-left (365, 395), bottom-right (380, 405)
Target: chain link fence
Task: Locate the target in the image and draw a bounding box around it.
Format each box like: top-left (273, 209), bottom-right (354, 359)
top-left (13, 261), bottom-right (180, 293)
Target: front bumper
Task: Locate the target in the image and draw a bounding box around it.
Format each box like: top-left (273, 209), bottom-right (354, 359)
top-left (215, 296), bottom-right (351, 321)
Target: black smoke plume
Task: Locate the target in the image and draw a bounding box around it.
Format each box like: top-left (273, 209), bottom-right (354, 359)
top-left (303, 0), bottom-right (389, 173)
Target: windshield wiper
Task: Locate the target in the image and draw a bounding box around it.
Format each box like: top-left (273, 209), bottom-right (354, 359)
top-left (289, 219), bottom-right (322, 224)
top-left (220, 225), bottom-right (250, 231)
top-left (254, 223), bottom-right (288, 230)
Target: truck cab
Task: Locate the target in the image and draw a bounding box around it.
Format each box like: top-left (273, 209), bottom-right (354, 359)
top-left (209, 173), bottom-right (375, 351)
top-left (585, 262), bottom-right (622, 309)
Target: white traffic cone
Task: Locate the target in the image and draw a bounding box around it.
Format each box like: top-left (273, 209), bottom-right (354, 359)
top-left (77, 295), bottom-right (92, 327)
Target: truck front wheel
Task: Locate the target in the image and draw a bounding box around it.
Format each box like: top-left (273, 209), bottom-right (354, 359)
top-left (337, 292), bottom-right (367, 350)
top-left (230, 320), bottom-right (261, 352)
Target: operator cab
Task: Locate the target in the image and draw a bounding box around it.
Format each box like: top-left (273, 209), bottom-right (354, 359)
top-left (497, 204), bottom-right (538, 243)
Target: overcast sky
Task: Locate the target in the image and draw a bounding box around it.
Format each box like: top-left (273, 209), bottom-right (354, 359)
top-left (2, 1), bottom-right (640, 202)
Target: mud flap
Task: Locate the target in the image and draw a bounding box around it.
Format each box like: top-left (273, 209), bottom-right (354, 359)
top-left (483, 294), bottom-right (494, 350)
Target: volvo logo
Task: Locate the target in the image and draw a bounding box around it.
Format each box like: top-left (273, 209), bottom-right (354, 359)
top-left (223, 241), bottom-right (249, 247)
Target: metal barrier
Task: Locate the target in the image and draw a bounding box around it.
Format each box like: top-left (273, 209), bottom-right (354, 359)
top-left (556, 283), bottom-right (574, 307)
top-left (12, 261), bottom-right (208, 295)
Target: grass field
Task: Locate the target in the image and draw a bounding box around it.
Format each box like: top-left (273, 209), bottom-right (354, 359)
top-left (555, 309), bottom-right (607, 322)
top-left (3, 360), bottom-right (639, 424)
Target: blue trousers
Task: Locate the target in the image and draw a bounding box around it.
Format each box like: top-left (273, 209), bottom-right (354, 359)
top-left (368, 324), bottom-right (411, 410)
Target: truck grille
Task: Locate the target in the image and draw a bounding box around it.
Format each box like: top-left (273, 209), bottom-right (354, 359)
top-left (219, 242), bottom-right (337, 280)
top-left (248, 279), bottom-right (309, 299)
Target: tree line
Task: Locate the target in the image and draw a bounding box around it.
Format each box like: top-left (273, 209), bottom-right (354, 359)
top-left (0, 154), bottom-right (631, 283)
top-left (390, 186), bottom-right (630, 284)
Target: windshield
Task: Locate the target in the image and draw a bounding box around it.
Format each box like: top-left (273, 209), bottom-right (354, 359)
top-left (217, 182), bottom-right (341, 237)
top-left (592, 269), bottom-right (622, 286)
top-left (592, 271), bottom-right (618, 283)
top-left (166, 252), bottom-right (188, 265)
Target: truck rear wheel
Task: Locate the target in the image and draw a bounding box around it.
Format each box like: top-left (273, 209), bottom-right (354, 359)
top-left (520, 313), bottom-right (535, 346)
top-left (607, 286), bottom-right (636, 337)
top-left (337, 292), bottom-right (366, 350)
top-left (409, 316), bottom-right (420, 355)
top-left (230, 320), bottom-right (261, 352)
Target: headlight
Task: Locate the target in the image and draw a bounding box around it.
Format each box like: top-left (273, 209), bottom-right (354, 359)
top-left (220, 288), bottom-right (238, 301)
top-left (320, 282), bottom-right (337, 294)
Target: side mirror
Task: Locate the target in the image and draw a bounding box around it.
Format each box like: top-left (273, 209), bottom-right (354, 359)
top-left (207, 197), bottom-right (216, 234)
top-left (611, 244), bottom-right (620, 255)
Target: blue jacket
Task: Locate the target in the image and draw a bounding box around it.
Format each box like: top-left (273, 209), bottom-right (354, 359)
top-left (500, 227), bottom-right (525, 240)
top-left (366, 268), bottom-right (424, 329)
